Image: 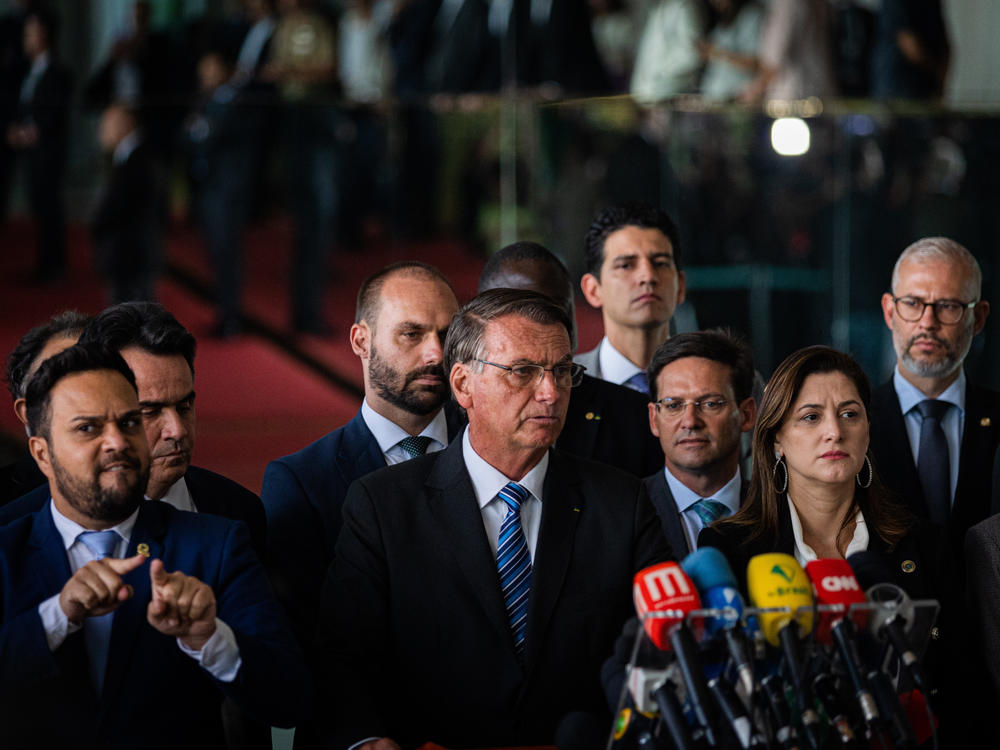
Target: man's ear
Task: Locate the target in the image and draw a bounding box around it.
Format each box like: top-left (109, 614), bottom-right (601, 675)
top-left (349, 321), bottom-right (371, 358)
top-left (648, 402), bottom-right (660, 438)
top-left (28, 435), bottom-right (54, 481)
top-left (880, 292), bottom-right (896, 332)
top-left (580, 273), bottom-right (603, 309)
top-left (974, 300), bottom-right (990, 335)
top-left (13, 397), bottom-right (27, 427)
top-left (451, 363), bottom-right (474, 410)
top-left (675, 269), bottom-right (686, 306)
top-left (738, 397), bottom-right (757, 433)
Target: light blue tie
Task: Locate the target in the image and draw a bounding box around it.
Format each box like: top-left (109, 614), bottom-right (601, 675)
top-left (497, 482), bottom-right (532, 661)
top-left (77, 530), bottom-right (121, 693)
top-left (692, 498), bottom-right (730, 527)
top-left (625, 371), bottom-right (650, 395)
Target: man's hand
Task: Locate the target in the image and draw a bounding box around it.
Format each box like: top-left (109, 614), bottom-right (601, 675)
top-left (58, 553), bottom-right (147, 623)
top-left (146, 559), bottom-right (217, 650)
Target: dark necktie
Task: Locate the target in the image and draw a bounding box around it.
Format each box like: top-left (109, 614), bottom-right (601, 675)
top-left (496, 482), bottom-right (532, 660)
top-left (398, 435), bottom-right (432, 459)
top-left (916, 399), bottom-right (951, 525)
top-left (692, 498), bottom-right (730, 527)
top-left (77, 530), bottom-right (121, 692)
top-left (625, 371), bottom-right (650, 395)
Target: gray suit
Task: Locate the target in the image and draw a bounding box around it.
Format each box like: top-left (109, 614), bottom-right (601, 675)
top-left (574, 345), bottom-right (603, 380)
top-left (965, 514), bottom-right (1000, 702)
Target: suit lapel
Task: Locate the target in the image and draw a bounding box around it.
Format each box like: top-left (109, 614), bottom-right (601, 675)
top-left (523, 451), bottom-right (582, 673)
top-left (424, 442), bottom-right (511, 646)
top-left (559, 375), bottom-right (600, 461)
top-left (872, 382), bottom-right (925, 514)
top-left (339, 411), bottom-right (387, 483)
top-left (645, 471), bottom-right (690, 557)
top-left (27, 503), bottom-right (73, 600)
top-left (99, 502), bottom-right (167, 716)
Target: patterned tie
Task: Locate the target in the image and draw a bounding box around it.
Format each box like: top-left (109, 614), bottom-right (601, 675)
top-left (77, 530), bottom-right (122, 692)
top-left (398, 435), bottom-right (432, 459)
top-left (624, 371), bottom-right (650, 396)
top-left (916, 399), bottom-right (951, 525)
top-left (497, 482), bottom-right (532, 661)
top-left (692, 498), bottom-right (730, 527)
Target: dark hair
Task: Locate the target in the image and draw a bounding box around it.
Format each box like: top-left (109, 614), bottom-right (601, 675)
top-left (5, 311), bottom-right (91, 400)
top-left (478, 242), bottom-right (577, 350)
top-left (714, 346), bottom-right (910, 549)
top-left (355, 261), bottom-right (454, 328)
top-left (583, 202), bottom-right (681, 278)
top-left (26, 344), bottom-right (137, 439)
top-left (78, 302), bottom-right (196, 374)
top-left (647, 328), bottom-right (754, 403)
top-left (444, 288), bottom-right (573, 373)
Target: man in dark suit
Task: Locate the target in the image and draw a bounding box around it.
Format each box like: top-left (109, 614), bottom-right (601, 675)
top-left (0, 303), bottom-right (266, 562)
top-left (318, 289), bottom-right (670, 749)
top-left (92, 102), bottom-right (165, 303)
top-left (6, 9), bottom-right (70, 284)
top-left (0, 344), bottom-right (308, 748)
top-left (644, 330), bottom-right (756, 555)
top-left (478, 240), bottom-right (663, 476)
top-left (871, 237), bottom-right (1000, 557)
top-left (576, 203), bottom-right (686, 396)
top-left (2, 310), bottom-right (89, 506)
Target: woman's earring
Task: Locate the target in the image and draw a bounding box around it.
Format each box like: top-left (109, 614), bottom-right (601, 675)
top-left (856, 454), bottom-right (873, 489)
top-left (773, 455), bottom-right (788, 494)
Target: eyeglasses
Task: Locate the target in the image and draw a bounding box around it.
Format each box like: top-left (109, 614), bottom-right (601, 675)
top-left (892, 296), bottom-right (977, 325)
top-left (653, 397), bottom-right (729, 418)
top-left (475, 359), bottom-right (586, 389)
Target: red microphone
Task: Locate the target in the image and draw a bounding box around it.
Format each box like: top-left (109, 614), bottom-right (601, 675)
top-left (633, 562), bottom-right (702, 649)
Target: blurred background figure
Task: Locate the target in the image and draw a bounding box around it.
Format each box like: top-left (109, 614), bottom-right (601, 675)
top-left (698, 0), bottom-right (762, 102)
top-left (232, 0), bottom-right (278, 90)
top-left (264, 0), bottom-right (337, 335)
top-left (630, 0), bottom-right (705, 103)
top-left (92, 101), bottom-right (164, 304)
top-left (871, 0), bottom-right (950, 101)
top-left (6, 8), bottom-right (69, 285)
top-left (588, 0), bottom-right (636, 94)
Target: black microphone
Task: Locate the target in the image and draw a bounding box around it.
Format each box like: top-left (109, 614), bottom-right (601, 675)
top-left (868, 670), bottom-right (918, 750)
top-left (708, 675), bottom-right (769, 749)
top-left (652, 678), bottom-right (698, 750)
top-left (761, 674), bottom-right (802, 750)
top-left (812, 672), bottom-right (863, 748)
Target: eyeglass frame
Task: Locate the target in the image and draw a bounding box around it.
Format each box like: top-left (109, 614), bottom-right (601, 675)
top-left (891, 295), bottom-right (978, 325)
top-left (652, 396), bottom-right (730, 417)
top-left (474, 358), bottom-right (586, 388)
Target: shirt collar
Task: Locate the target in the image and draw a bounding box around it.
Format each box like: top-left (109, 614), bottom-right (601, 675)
top-left (893, 365), bottom-right (966, 416)
top-left (112, 130), bottom-right (141, 166)
top-left (598, 337), bottom-right (644, 385)
top-left (785, 495), bottom-right (868, 566)
top-left (662, 465), bottom-right (742, 514)
top-left (160, 476), bottom-right (195, 512)
top-left (462, 427), bottom-right (548, 510)
top-left (361, 398), bottom-right (449, 454)
top-left (49, 499), bottom-right (141, 551)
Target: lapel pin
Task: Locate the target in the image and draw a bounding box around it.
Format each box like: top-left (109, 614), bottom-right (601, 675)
top-left (981, 417), bottom-right (991, 428)
top-left (901, 559), bottom-right (916, 573)
top-left (585, 411), bottom-right (600, 421)
top-left (137, 543), bottom-right (150, 557)
top-left (572, 506), bottom-right (582, 513)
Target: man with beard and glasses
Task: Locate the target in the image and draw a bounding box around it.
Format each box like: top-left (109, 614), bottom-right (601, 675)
top-left (871, 237), bottom-right (1000, 559)
top-left (261, 260), bottom-right (461, 746)
top-left (0, 344), bottom-right (308, 748)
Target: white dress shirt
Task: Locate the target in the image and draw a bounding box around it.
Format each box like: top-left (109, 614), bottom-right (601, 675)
top-left (462, 427), bottom-right (547, 561)
top-left (160, 476), bottom-right (196, 513)
top-left (361, 398), bottom-right (449, 465)
top-left (37, 500), bottom-right (241, 682)
top-left (597, 336), bottom-right (645, 388)
top-left (663, 467), bottom-right (743, 552)
top-left (786, 495), bottom-right (869, 569)
top-left (893, 366), bottom-right (965, 505)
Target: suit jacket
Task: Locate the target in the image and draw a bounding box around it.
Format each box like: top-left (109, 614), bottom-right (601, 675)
top-left (644, 469), bottom-right (748, 557)
top-left (966, 515), bottom-right (1000, 707)
top-left (869, 377), bottom-right (1000, 554)
top-left (0, 454), bottom-right (44, 508)
top-left (260, 405), bottom-right (464, 652)
top-left (318, 439), bottom-right (671, 749)
top-left (0, 466), bottom-right (267, 562)
top-left (16, 61), bottom-right (71, 176)
top-left (0, 501), bottom-right (308, 749)
top-left (574, 345), bottom-right (602, 380)
top-left (559, 373), bottom-right (663, 477)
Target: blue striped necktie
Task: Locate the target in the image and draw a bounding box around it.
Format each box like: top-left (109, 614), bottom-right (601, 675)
top-left (496, 482), bottom-right (532, 661)
top-left (77, 530), bottom-right (122, 692)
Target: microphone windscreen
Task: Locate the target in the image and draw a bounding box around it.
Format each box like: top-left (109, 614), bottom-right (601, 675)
top-left (633, 562), bottom-right (701, 650)
top-left (746, 553), bottom-right (814, 646)
top-left (681, 547), bottom-right (739, 592)
top-left (805, 558), bottom-right (869, 643)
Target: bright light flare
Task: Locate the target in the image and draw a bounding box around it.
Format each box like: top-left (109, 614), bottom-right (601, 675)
top-left (771, 117), bottom-right (810, 157)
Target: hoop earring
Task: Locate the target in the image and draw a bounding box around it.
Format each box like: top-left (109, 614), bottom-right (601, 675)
top-left (856, 454), bottom-right (873, 489)
top-left (773, 455), bottom-right (788, 494)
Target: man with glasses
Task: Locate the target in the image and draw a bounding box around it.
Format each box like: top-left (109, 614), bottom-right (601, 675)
top-left (317, 289), bottom-right (670, 749)
top-left (872, 237), bottom-right (999, 554)
top-left (645, 330), bottom-right (756, 555)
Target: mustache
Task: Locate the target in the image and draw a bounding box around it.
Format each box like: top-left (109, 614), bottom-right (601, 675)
top-left (405, 364), bottom-right (446, 385)
top-left (98, 452), bottom-right (141, 470)
top-left (907, 333), bottom-right (947, 348)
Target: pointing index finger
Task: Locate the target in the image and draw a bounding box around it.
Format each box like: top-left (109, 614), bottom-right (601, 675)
top-left (105, 553), bottom-right (148, 576)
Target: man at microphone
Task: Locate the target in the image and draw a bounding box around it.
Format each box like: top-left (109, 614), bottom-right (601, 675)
top-left (318, 289), bottom-right (671, 749)
top-left (645, 330), bottom-right (756, 555)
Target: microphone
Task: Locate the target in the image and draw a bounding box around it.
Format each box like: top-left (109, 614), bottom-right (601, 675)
top-left (708, 675), bottom-right (769, 749)
top-left (633, 562), bottom-right (718, 746)
top-left (805, 560), bottom-right (879, 731)
top-left (682, 547), bottom-right (756, 700)
top-left (846, 552), bottom-right (930, 694)
top-left (760, 673), bottom-right (801, 750)
top-left (812, 672), bottom-right (862, 748)
top-left (746, 554), bottom-right (821, 750)
top-left (868, 670), bottom-right (918, 750)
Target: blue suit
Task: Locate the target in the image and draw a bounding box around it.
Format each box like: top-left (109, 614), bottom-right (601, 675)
top-left (0, 500), bottom-right (309, 749)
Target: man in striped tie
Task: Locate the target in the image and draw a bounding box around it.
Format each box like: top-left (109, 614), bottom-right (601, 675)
top-left (320, 288), bottom-right (671, 750)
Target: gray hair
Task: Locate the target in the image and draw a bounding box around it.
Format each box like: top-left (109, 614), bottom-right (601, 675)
top-left (891, 237), bottom-right (982, 299)
top-left (444, 288), bottom-right (572, 373)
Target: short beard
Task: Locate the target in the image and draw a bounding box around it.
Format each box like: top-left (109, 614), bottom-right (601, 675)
top-left (51, 451), bottom-right (147, 525)
top-left (369, 344), bottom-right (448, 417)
top-left (899, 326), bottom-right (973, 381)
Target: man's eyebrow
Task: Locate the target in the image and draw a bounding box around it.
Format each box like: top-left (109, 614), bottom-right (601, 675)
top-left (139, 390), bottom-right (196, 408)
